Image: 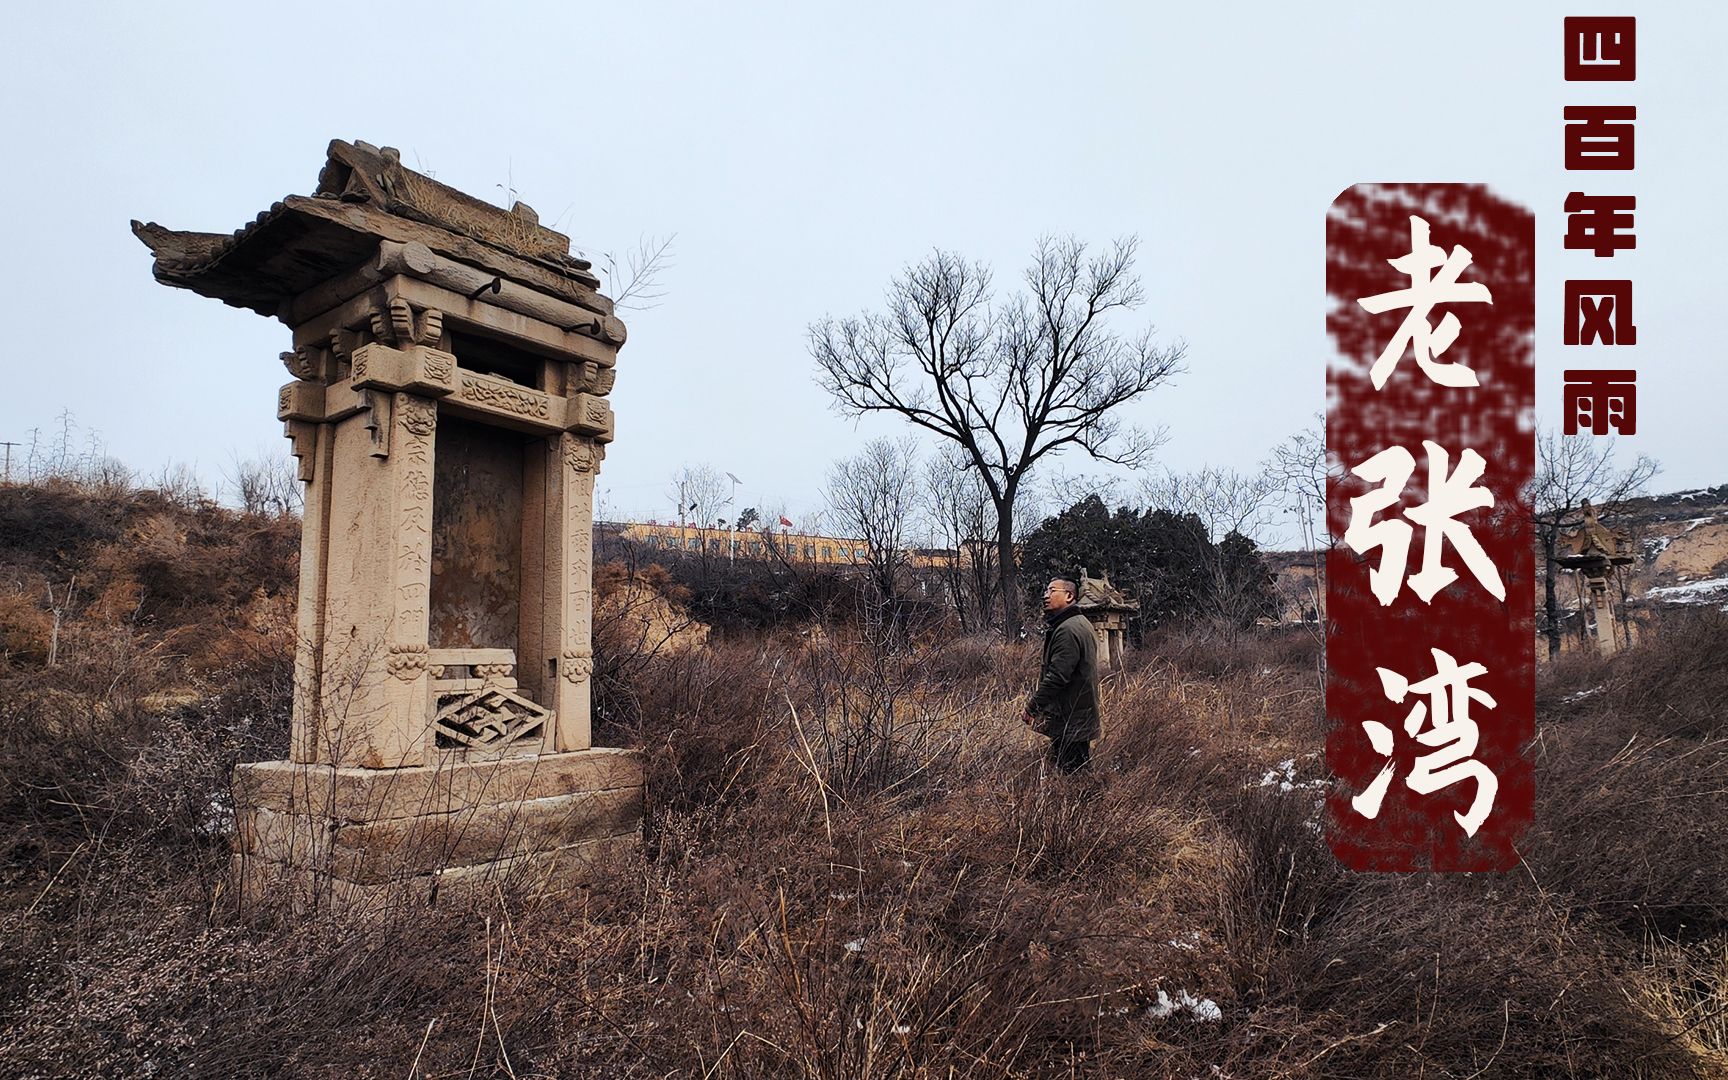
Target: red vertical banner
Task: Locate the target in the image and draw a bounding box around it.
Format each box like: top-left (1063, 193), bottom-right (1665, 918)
top-left (1326, 184), bottom-right (1535, 872)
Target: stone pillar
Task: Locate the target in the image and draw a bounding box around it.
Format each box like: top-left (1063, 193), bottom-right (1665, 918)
top-left (551, 433), bottom-right (603, 751)
top-left (287, 417), bottom-right (331, 763)
top-left (1590, 577), bottom-right (1619, 656)
top-left (311, 390), bottom-right (439, 767)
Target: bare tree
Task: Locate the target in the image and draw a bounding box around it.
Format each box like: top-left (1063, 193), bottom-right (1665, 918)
top-left (667, 463), bottom-right (732, 571)
top-left (150, 462), bottom-right (208, 509)
top-left (1532, 430), bottom-right (1658, 660)
top-left (825, 437), bottom-right (919, 605)
top-left (667, 463), bottom-right (728, 527)
top-left (812, 236), bottom-right (1186, 638)
top-left (1262, 417), bottom-right (1329, 638)
top-left (1263, 414), bottom-right (1330, 547)
top-left (922, 448), bottom-right (996, 632)
top-left (225, 449), bottom-right (303, 516)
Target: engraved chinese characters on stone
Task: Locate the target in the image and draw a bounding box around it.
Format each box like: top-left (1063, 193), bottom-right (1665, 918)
top-left (1344, 440), bottom-right (1506, 605)
top-left (1352, 648), bottom-right (1499, 837)
top-left (1356, 215), bottom-right (1493, 390)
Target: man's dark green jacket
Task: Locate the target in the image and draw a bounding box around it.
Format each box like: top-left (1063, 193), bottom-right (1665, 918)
top-left (1028, 608), bottom-right (1100, 742)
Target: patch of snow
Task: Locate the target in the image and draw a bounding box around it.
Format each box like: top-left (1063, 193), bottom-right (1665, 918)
top-left (1642, 535), bottom-right (1672, 562)
top-left (1684, 517), bottom-right (1714, 532)
top-left (1147, 988), bottom-right (1222, 1023)
top-left (1258, 759), bottom-right (1297, 788)
top-left (1562, 686), bottom-right (1604, 704)
top-left (1165, 931), bottom-right (1204, 950)
top-left (1646, 577), bottom-right (1728, 606)
top-left (843, 937), bottom-right (867, 953)
top-left (892, 1023), bottom-right (912, 1034)
top-left (1257, 757), bottom-right (1327, 793)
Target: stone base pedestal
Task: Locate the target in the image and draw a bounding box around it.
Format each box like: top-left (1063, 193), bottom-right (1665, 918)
top-left (232, 748), bottom-right (644, 911)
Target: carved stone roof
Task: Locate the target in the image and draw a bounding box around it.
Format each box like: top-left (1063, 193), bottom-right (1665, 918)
top-left (1557, 500), bottom-right (1635, 570)
top-left (131, 139), bottom-right (602, 319)
top-left (1075, 569), bottom-right (1140, 615)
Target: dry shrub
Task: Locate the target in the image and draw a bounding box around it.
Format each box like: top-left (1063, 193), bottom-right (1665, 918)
top-left (1235, 878), bottom-right (1709, 1080)
top-left (0, 586), bottom-right (52, 666)
top-left (1597, 608), bottom-right (1728, 739)
top-left (0, 881), bottom-right (504, 1077)
top-left (1634, 934), bottom-right (1728, 1071)
top-left (1139, 623), bottom-right (1322, 679)
top-left (1527, 724), bottom-right (1728, 938)
top-left (1520, 612), bottom-right (1728, 939)
top-left (609, 638), bottom-right (782, 822)
top-left (908, 632), bottom-right (1020, 688)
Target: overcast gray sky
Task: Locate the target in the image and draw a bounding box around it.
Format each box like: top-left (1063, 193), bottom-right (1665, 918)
top-left (2, 2), bottom-right (1720, 544)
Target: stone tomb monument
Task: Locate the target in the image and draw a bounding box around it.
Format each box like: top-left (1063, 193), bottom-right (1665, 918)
top-left (134, 140), bottom-right (643, 904)
top-left (1555, 499), bottom-right (1637, 656)
top-left (1076, 569), bottom-right (1138, 673)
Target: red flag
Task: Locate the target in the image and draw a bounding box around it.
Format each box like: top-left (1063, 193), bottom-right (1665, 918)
top-left (778, 515), bottom-right (794, 527)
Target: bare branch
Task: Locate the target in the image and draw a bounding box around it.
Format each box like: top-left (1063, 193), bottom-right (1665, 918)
top-left (600, 233), bottom-right (676, 312)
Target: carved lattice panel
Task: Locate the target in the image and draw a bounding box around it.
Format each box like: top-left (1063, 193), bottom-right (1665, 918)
top-left (433, 686), bottom-right (551, 751)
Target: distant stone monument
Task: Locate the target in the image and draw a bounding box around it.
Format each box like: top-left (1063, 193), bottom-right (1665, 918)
top-left (1076, 569), bottom-right (1138, 673)
top-left (134, 140), bottom-right (642, 906)
top-left (1555, 499), bottom-right (1637, 655)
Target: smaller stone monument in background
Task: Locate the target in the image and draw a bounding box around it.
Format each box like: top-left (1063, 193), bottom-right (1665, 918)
top-left (1076, 569), bottom-right (1138, 673)
top-left (1555, 500), bottom-right (1637, 655)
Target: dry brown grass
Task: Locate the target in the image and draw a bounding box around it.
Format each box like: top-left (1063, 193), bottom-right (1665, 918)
top-left (0, 485), bottom-right (1723, 1077)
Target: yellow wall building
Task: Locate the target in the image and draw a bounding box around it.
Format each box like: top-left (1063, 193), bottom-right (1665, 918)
top-left (606, 521), bottom-right (872, 566)
top-left (600, 521), bottom-right (983, 571)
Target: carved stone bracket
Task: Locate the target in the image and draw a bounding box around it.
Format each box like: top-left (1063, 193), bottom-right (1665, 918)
top-left (370, 296), bottom-right (445, 348)
top-left (570, 361), bottom-right (618, 397)
top-left (283, 419), bottom-right (319, 482)
top-left (362, 390), bottom-right (393, 458)
top-left (329, 328), bottom-right (360, 362)
top-left (281, 346), bottom-right (320, 381)
top-left (351, 343), bottom-right (460, 398)
top-left (278, 380), bottom-right (324, 422)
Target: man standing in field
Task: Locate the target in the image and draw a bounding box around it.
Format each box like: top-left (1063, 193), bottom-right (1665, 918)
top-left (1023, 578), bottom-right (1100, 773)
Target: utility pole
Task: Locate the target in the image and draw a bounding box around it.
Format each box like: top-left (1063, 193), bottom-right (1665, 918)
top-left (725, 472), bottom-right (742, 564)
top-left (0, 441), bottom-right (17, 485)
